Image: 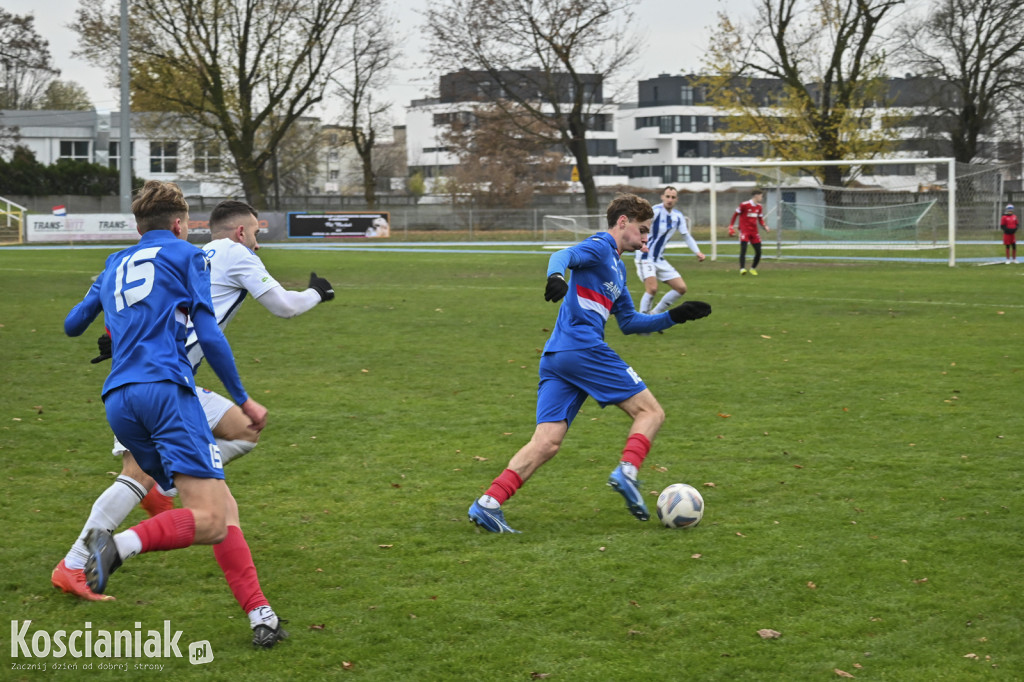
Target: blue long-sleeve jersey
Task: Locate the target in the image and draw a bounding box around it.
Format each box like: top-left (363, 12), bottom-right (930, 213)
top-left (64, 230), bottom-right (248, 405)
top-left (544, 232), bottom-right (675, 352)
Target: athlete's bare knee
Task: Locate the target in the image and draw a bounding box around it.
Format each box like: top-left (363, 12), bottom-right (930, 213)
top-left (190, 507), bottom-right (228, 544)
top-left (119, 453), bottom-right (155, 488)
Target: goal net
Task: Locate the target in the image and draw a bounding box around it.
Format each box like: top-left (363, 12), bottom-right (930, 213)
top-left (709, 159), bottom-right (1010, 265)
top-left (541, 214), bottom-right (606, 242)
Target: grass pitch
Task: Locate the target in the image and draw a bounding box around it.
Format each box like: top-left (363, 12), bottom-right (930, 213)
top-left (1, 246), bottom-right (1022, 680)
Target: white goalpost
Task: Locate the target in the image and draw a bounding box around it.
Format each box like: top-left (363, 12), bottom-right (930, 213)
top-left (709, 158), bottom-right (962, 266)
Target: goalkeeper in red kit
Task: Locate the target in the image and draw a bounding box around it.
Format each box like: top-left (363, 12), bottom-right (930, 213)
top-left (728, 189), bottom-right (770, 275)
top-left (1000, 204), bottom-right (1018, 264)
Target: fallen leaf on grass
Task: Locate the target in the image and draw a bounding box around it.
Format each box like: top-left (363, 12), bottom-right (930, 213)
top-left (703, 482), bottom-right (716, 487)
top-left (760, 335), bottom-right (771, 339)
top-left (530, 673), bottom-right (551, 679)
top-left (963, 653), bottom-right (979, 660)
top-left (757, 629), bottom-right (781, 639)
top-left (834, 669), bottom-right (855, 678)
top-left (807, 581), bottom-right (817, 589)
top-left (379, 544), bottom-right (394, 549)
top-left (629, 600), bottom-right (640, 607)
top-left (342, 661), bottom-right (354, 670)
top-left (691, 553), bottom-right (702, 559)
top-left (473, 456), bottom-right (488, 461)
top-left (717, 412), bottom-right (731, 418)
top-left (308, 624), bottom-right (326, 630)
top-left (913, 577), bottom-right (928, 584)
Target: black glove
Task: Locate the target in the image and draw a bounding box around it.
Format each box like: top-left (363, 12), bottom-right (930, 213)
top-left (90, 333), bottom-right (112, 364)
top-left (309, 272), bottom-right (334, 302)
top-left (668, 300), bottom-right (712, 324)
top-left (545, 273), bottom-right (568, 302)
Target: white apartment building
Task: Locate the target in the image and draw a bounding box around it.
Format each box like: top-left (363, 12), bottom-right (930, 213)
top-left (405, 69), bottom-right (627, 191)
top-left (0, 109), bottom-right (240, 196)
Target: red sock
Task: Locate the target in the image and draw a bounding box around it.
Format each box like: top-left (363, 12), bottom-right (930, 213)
top-left (484, 468), bottom-right (523, 505)
top-left (139, 487), bottom-right (175, 517)
top-left (130, 508), bottom-right (196, 553)
top-left (621, 433), bottom-right (652, 469)
top-left (213, 525), bottom-right (269, 614)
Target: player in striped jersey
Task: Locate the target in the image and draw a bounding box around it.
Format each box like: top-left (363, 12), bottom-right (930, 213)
top-left (635, 186), bottom-right (705, 315)
top-left (468, 194), bottom-right (712, 533)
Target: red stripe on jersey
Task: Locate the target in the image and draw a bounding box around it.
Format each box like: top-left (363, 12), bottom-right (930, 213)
top-left (576, 284), bottom-right (613, 311)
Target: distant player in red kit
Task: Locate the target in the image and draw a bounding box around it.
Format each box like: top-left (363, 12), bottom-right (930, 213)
top-left (1000, 204), bottom-right (1018, 264)
top-left (728, 189), bottom-right (770, 275)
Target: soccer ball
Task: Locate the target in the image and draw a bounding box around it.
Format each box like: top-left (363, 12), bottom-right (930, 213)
top-left (656, 483), bottom-right (704, 529)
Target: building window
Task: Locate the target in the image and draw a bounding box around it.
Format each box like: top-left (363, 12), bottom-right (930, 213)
top-left (193, 141), bottom-right (221, 173)
top-left (108, 141), bottom-right (135, 171)
top-left (59, 140), bottom-right (90, 162)
top-left (586, 139), bottom-right (617, 157)
top-left (680, 86), bottom-right (694, 106)
top-left (329, 169), bottom-right (340, 180)
top-left (150, 141), bottom-right (178, 173)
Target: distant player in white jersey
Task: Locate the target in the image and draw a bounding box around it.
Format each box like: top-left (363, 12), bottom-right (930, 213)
top-left (635, 186), bottom-right (705, 315)
top-left (53, 200), bottom-right (335, 625)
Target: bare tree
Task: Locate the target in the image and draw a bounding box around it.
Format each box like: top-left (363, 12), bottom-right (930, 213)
top-left (0, 9), bottom-right (60, 110)
top-left (72, 0), bottom-right (363, 208)
top-left (700, 0), bottom-right (904, 187)
top-left (332, 3), bottom-right (399, 208)
top-left (425, 0), bottom-right (638, 211)
top-left (443, 104), bottom-right (563, 207)
top-left (896, 0), bottom-right (1024, 163)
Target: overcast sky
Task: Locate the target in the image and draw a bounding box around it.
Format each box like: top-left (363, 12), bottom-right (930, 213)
top-left (4, 0), bottom-right (926, 120)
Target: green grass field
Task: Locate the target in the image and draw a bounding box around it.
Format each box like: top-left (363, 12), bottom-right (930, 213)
top-left (1, 246), bottom-right (1022, 681)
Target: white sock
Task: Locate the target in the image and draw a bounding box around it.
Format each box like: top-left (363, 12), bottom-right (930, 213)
top-left (217, 438), bottom-right (257, 465)
top-left (619, 462), bottom-right (638, 480)
top-left (65, 475), bottom-right (146, 570)
top-left (478, 495), bottom-right (500, 509)
top-left (249, 605), bottom-right (279, 630)
top-left (114, 529), bottom-right (142, 560)
top-left (652, 291), bottom-right (683, 314)
top-left (639, 292), bottom-right (654, 314)
top-left (155, 483), bottom-right (178, 498)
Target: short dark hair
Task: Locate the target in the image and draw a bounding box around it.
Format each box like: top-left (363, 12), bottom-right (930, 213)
top-left (661, 186), bottom-right (678, 196)
top-left (209, 200), bottom-right (258, 233)
top-left (132, 180), bottom-right (189, 232)
top-left (606, 193), bottom-right (654, 228)
top-left (752, 188), bottom-right (765, 197)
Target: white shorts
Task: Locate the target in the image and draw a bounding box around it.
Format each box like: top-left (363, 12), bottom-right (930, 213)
top-left (635, 259), bottom-right (681, 283)
top-left (112, 386), bottom-right (234, 456)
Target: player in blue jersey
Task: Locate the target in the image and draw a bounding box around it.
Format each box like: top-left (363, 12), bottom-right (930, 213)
top-left (61, 181), bottom-right (287, 647)
top-left (468, 194), bottom-right (713, 533)
top-left (636, 186), bottom-right (705, 315)
top-left (53, 200), bottom-right (333, 643)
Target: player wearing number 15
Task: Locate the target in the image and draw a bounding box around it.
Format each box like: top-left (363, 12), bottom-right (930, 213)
top-left (63, 181), bottom-right (278, 640)
top-left (467, 194), bottom-right (713, 533)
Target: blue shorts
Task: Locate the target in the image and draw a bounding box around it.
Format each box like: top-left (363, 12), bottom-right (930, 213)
top-left (104, 381), bottom-right (225, 491)
top-left (536, 346), bottom-right (647, 426)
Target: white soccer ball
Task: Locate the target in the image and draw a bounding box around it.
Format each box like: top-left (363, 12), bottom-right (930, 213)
top-left (656, 483), bottom-right (704, 529)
